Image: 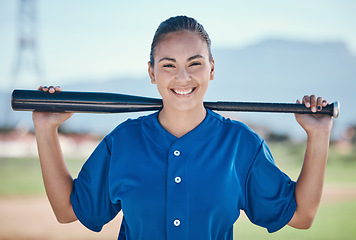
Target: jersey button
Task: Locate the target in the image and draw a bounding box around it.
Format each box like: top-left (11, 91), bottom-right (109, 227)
top-left (173, 150), bottom-right (180, 156)
top-left (175, 177), bottom-right (181, 184)
top-left (174, 219), bottom-right (181, 227)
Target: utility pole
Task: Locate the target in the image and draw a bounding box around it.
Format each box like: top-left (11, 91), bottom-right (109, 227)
top-left (12, 0), bottom-right (42, 85)
top-left (4, 0), bottom-right (43, 129)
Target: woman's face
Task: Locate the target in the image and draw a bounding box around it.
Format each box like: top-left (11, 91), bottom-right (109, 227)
top-left (148, 31), bottom-right (214, 113)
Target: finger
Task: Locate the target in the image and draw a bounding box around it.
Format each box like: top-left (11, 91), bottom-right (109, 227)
top-left (296, 99), bottom-right (301, 104)
top-left (322, 99), bottom-right (329, 106)
top-left (310, 95), bottom-right (317, 113)
top-left (38, 86), bottom-right (43, 91)
top-left (48, 86), bottom-right (55, 94)
top-left (302, 95), bottom-right (311, 108)
top-left (54, 86), bottom-right (62, 92)
top-left (317, 97), bottom-right (323, 111)
top-left (42, 86), bottom-right (49, 92)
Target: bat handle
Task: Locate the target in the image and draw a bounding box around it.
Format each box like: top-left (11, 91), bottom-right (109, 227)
top-left (204, 101), bottom-right (340, 118)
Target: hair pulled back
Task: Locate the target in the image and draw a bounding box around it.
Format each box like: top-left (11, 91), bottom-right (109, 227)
top-left (150, 16), bottom-right (213, 66)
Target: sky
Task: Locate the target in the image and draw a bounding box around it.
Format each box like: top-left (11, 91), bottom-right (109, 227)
top-left (1, 0), bottom-right (356, 90)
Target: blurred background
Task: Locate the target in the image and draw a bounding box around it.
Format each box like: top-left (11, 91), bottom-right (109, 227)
top-left (0, 0), bottom-right (355, 239)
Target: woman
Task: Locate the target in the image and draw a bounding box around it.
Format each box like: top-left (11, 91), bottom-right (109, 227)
top-left (33, 16), bottom-right (333, 239)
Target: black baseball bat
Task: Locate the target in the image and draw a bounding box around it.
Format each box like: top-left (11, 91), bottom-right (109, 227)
top-left (11, 89), bottom-right (340, 118)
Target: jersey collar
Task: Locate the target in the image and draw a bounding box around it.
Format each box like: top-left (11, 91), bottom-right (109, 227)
top-left (141, 109), bottom-right (222, 151)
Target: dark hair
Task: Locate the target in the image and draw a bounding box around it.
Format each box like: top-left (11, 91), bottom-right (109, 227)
top-left (149, 16), bottom-right (213, 66)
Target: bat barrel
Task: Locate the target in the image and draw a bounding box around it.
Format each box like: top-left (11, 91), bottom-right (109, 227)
top-left (11, 90), bottom-right (163, 113)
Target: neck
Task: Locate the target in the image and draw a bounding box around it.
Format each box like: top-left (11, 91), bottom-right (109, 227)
top-left (158, 105), bottom-right (206, 138)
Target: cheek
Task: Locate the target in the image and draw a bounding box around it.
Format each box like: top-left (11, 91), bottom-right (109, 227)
top-left (190, 66), bottom-right (211, 80)
top-left (155, 70), bottom-right (176, 84)
top-left (153, 74), bottom-right (171, 92)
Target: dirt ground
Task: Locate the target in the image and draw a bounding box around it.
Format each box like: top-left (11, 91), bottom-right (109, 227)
top-left (0, 186), bottom-right (356, 240)
top-left (0, 197), bottom-right (123, 240)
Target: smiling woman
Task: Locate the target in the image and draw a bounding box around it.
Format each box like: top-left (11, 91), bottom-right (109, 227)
top-left (31, 15), bottom-right (333, 240)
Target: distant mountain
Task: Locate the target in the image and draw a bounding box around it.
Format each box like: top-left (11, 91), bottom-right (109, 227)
top-left (210, 39), bottom-right (356, 102)
top-left (2, 38), bottom-right (355, 139)
top-left (207, 39), bottom-right (356, 139)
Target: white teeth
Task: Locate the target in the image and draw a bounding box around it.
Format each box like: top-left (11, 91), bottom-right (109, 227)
top-left (173, 88), bottom-right (194, 95)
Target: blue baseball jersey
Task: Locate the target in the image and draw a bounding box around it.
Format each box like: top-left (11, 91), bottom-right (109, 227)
top-left (70, 109), bottom-right (297, 239)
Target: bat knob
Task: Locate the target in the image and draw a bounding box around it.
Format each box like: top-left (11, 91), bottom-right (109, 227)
top-left (332, 101), bottom-right (340, 118)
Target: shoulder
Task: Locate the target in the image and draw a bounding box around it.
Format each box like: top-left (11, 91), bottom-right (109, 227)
top-left (105, 112), bottom-right (158, 142)
top-left (207, 109), bottom-right (262, 143)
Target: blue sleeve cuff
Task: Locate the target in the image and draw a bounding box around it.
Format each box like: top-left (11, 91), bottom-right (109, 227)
top-left (70, 183), bottom-right (103, 232)
top-left (267, 196), bottom-right (297, 233)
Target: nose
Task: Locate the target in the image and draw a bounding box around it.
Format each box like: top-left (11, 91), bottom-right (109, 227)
top-left (175, 67), bottom-right (191, 82)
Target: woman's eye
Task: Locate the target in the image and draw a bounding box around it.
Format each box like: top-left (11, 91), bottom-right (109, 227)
top-left (163, 64), bottom-right (175, 68)
top-left (189, 62), bottom-right (201, 67)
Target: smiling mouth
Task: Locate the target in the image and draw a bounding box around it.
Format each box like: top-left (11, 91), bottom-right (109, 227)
top-left (171, 88), bottom-right (196, 96)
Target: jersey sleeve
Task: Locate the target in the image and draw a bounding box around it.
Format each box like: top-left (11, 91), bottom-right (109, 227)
top-left (243, 140), bottom-right (297, 233)
top-left (70, 136), bottom-right (121, 232)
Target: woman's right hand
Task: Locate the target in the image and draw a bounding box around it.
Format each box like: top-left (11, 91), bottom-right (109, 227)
top-left (32, 86), bottom-right (74, 130)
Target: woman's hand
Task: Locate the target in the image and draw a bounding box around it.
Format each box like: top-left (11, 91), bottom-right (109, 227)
top-left (32, 86), bottom-right (74, 130)
top-left (294, 95), bottom-right (333, 136)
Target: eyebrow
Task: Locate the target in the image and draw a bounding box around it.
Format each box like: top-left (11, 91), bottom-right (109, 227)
top-left (158, 57), bottom-right (176, 63)
top-left (187, 54), bottom-right (204, 61)
top-left (158, 54), bottom-right (205, 63)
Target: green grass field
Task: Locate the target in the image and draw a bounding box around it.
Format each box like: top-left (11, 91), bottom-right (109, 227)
top-left (234, 201), bottom-right (356, 239)
top-left (0, 141), bottom-right (355, 239)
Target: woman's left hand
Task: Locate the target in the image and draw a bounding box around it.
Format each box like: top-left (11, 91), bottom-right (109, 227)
top-left (295, 95), bottom-right (333, 136)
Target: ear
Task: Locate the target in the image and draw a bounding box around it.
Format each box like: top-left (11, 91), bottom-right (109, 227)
top-left (209, 58), bottom-right (215, 80)
top-left (148, 61), bottom-right (156, 84)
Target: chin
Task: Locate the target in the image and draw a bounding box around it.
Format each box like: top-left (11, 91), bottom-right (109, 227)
top-left (170, 100), bottom-right (205, 113)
